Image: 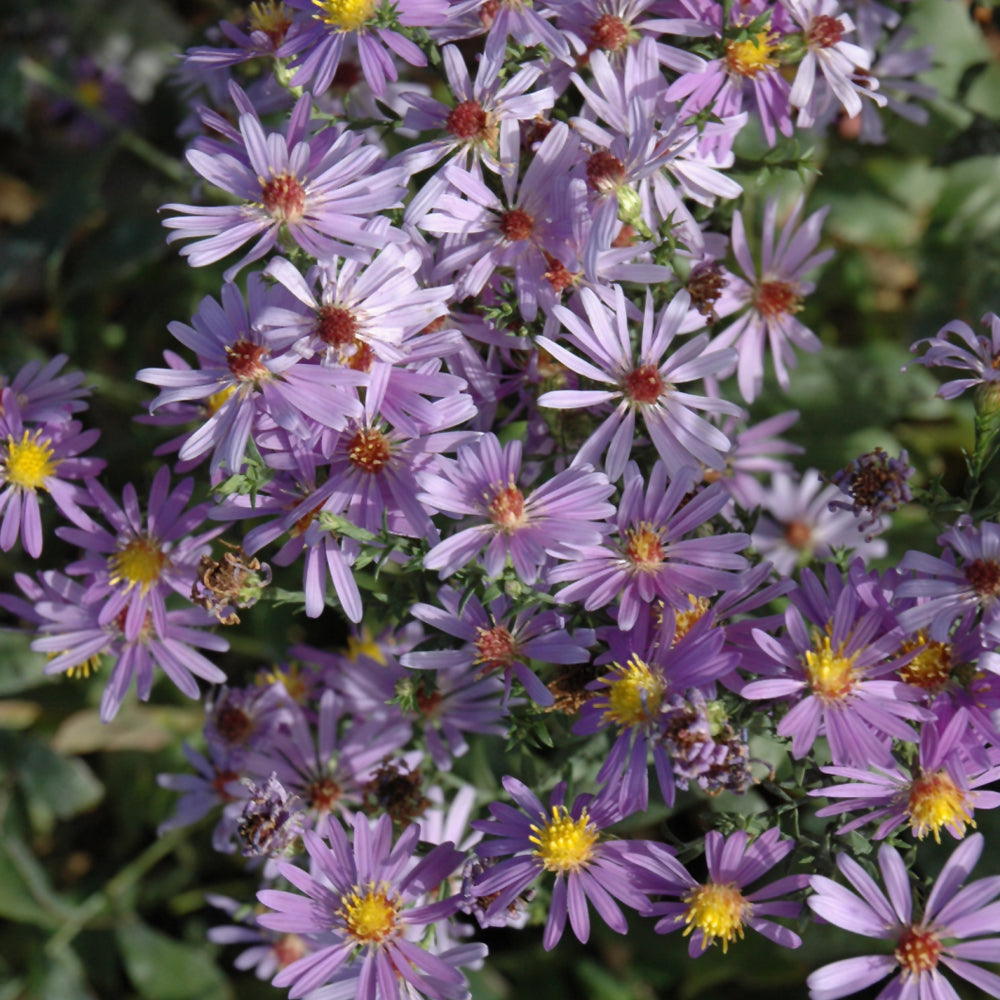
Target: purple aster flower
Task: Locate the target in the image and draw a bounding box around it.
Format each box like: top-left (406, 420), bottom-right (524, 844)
top-left (896, 518), bottom-right (1000, 643)
top-left (3, 353), bottom-right (91, 421)
top-left (710, 196), bottom-right (834, 402)
top-left (812, 709), bottom-right (1000, 842)
top-left (238, 773), bottom-right (306, 858)
top-left (0, 391), bottom-right (103, 556)
top-left (419, 433), bottom-right (615, 584)
top-left (421, 122), bottom-right (581, 324)
top-left (807, 833), bottom-right (1000, 1000)
top-left (665, 0), bottom-right (794, 149)
top-left (633, 828), bottom-right (808, 955)
top-left (401, 586), bottom-right (595, 708)
top-left (741, 586), bottom-right (929, 767)
top-left (206, 893), bottom-right (315, 982)
top-left (183, 1), bottom-right (303, 68)
top-left (161, 84), bottom-right (406, 279)
top-left (29, 570), bottom-right (228, 722)
top-left (157, 742), bottom-right (249, 852)
top-left (257, 813), bottom-right (469, 1000)
top-left (784, 0), bottom-right (884, 127)
top-left (57, 465), bottom-right (220, 642)
top-left (549, 461), bottom-right (748, 630)
top-left (574, 617), bottom-right (738, 811)
top-left (398, 44), bottom-right (555, 224)
top-left (282, 0), bottom-right (450, 97)
top-left (241, 691), bottom-right (411, 837)
top-left (260, 247), bottom-right (452, 367)
top-left (471, 777), bottom-right (649, 950)
top-left (750, 468), bottom-right (888, 575)
top-left (539, 285), bottom-right (742, 479)
top-left (137, 278), bottom-right (366, 475)
top-left (480, 0), bottom-right (572, 66)
top-left (907, 311), bottom-right (1000, 401)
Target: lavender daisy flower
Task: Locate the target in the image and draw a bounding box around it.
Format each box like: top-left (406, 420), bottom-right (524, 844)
top-left (784, 0), bottom-right (884, 127)
top-left (896, 518), bottom-right (1000, 642)
top-left (0, 392), bottom-right (103, 556)
top-left (3, 353), bottom-right (91, 421)
top-left (665, 0), bottom-right (794, 149)
top-left (471, 777), bottom-right (649, 950)
top-left (812, 709), bottom-right (1000, 842)
top-left (29, 572), bottom-right (229, 722)
top-left (206, 893), bottom-right (314, 982)
top-left (538, 286), bottom-right (742, 479)
top-left (398, 44), bottom-right (555, 224)
top-left (419, 433), bottom-right (615, 584)
top-left (420, 122), bottom-right (580, 324)
top-left (710, 196), bottom-right (834, 402)
top-left (550, 461), bottom-right (748, 630)
top-left (257, 813), bottom-right (468, 1000)
top-left (137, 278), bottom-right (365, 474)
top-left (807, 833), bottom-right (1000, 1000)
top-left (161, 84), bottom-right (406, 279)
top-left (633, 828), bottom-right (808, 955)
top-left (741, 592), bottom-right (929, 767)
top-left (282, 0), bottom-right (449, 97)
top-left (907, 311), bottom-right (1000, 401)
top-left (402, 586), bottom-right (594, 708)
top-left (750, 468), bottom-right (888, 575)
top-left (57, 465), bottom-right (220, 642)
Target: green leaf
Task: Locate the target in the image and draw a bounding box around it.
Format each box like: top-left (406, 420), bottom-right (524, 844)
top-left (0, 834), bottom-right (63, 928)
top-left (116, 920), bottom-right (232, 1000)
top-left (9, 734), bottom-right (104, 820)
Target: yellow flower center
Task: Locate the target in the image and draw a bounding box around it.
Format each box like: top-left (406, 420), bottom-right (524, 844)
top-left (596, 655), bottom-right (665, 728)
top-left (898, 633), bottom-right (953, 693)
top-left (346, 628), bottom-right (387, 664)
top-left (108, 536), bottom-right (168, 592)
top-left (624, 522), bottom-right (665, 569)
top-left (257, 663), bottom-right (309, 702)
top-left (803, 635), bottom-right (858, 702)
top-left (529, 806), bottom-right (598, 873)
top-left (682, 882), bottom-right (749, 952)
top-left (907, 770), bottom-right (975, 843)
top-left (724, 30), bottom-right (780, 78)
top-left (313, 0), bottom-right (375, 30)
top-left (338, 882), bottom-right (399, 944)
top-left (248, 0), bottom-right (294, 43)
top-left (4, 430), bottom-right (57, 490)
top-left (204, 385), bottom-right (236, 417)
top-left (672, 595), bottom-right (711, 644)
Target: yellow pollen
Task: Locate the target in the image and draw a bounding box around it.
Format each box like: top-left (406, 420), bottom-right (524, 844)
top-left (682, 882), bottom-right (749, 952)
top-left (249, 0), bottom-right (293, 38)
top-left (803, 634), bottom-right (858, 702)
top-left (673, 595), bottom-right (711, 644)
top-left (108, 536), bottom-right (168, 592)
top-left (529, 806), bottom-right (598, 873)
top-left (204, 385), bottom-right (236, 417)
top-left (76, 79), bottom-right (104, 107)
top-left (257, 663), bottom-right (309, 702)
top-left (346, 628), bottom-right (387, 665)
top-left (907, 770), bottom-right (975, 843)
top-left (898, 633), bottom-right (953, 693)
top-left (313, 0), bottom-right (375, 30)
top-left (338, 882), bottom-right (399, 944)
top-left (596, 655), bottom-right (665, 728)
top-left (624, 522), bottom-right (665, 569)
top-left (724, 30), bottom-right (780, 78)
top-left (4, 430), bottom-right (57, 490)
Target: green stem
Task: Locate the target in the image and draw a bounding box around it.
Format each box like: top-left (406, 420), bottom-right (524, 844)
top-left (18, 58), bottom-right (186, 184)
top-left (45, 826), bottom-right (195, 956)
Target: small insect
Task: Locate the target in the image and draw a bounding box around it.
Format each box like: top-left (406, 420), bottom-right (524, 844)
top-left (190, 542), bottom-right (271, 625)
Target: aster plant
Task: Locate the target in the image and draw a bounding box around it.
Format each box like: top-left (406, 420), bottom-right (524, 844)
top-left (10, 3), bottom-right (1000, 1000)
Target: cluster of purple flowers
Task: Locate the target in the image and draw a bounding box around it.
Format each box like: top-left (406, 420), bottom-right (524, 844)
top-left (15, 3), bottom-right (1000, 1000)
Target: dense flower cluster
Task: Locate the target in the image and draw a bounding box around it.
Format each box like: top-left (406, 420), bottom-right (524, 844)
top-left (9, 3), bottom-right (1000, 1000)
